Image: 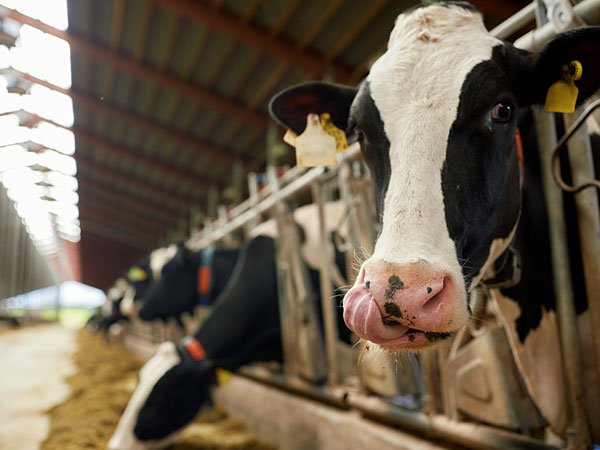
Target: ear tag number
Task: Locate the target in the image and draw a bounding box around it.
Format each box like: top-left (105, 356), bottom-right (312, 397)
top-left (545, 60), bottom-right (582, 113)
top-left (294, 113), bottom-right (337, 167)
top-left (320, 112), bottom-right (348, 152)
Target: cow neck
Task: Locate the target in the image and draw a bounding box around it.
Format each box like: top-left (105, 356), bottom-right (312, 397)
top-left (478, 130), bottom-right (525, 290)
top-left (196, 247), bottom-right (215, 305)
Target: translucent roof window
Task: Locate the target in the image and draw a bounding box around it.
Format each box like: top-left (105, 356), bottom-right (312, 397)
top-left (0, 0), bottom-right (77, 251)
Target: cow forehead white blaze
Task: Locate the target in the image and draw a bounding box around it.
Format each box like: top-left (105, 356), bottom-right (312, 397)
top-left (366, 6), bottom-right (500, 270)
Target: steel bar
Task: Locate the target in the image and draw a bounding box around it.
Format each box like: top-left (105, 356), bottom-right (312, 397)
top-left (562, 108), bottom-right (600, 410)
top-left (188, 144), bottom-right (360, 250)
top-left (347, 394), bottom-right (558, 450)
top-left (490, 2), bottom-right (536, 39)
top-left (533, 107), bottom-right (590, 448)
top-left (311, 182), bottom-right (339, 385)
top-left (514, 0), bottom-right (600, 51)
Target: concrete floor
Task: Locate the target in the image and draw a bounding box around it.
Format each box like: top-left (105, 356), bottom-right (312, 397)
top-left (0, 324), bottom-right (76, 450)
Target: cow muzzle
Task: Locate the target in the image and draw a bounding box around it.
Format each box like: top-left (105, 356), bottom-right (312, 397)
top-left (343, 259), bottom-right (468, 350)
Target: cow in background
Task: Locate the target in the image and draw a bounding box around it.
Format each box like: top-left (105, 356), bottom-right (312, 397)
top-left (108, 202), bottom-right (350, 450)
top-left (137, 244), bottom-right (241, 325)
top-left (269, 2), bottom-right (599, 441)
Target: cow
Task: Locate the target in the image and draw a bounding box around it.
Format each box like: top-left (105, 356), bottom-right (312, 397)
top-left (269, 1), bottom-right (599, 441)
top-left (108, 202), bottom-right (351, 450)
top-left (137, 243), bottom-right (241, 324)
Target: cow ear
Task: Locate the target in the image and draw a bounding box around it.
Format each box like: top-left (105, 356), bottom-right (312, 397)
top-left (517, 27), bottom-right (600, 106)
top-left (269, 81), bottom-right (358, 134)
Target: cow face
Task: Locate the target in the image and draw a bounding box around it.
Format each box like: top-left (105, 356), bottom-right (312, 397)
top-left (108, 342), bottom-right (212, 450)
top-left (269, 3), bottom-right (600, 351)
top-left (138, 243), bottom-right (197, 322)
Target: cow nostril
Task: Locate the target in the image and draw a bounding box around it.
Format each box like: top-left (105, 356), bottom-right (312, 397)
top-left (421, 277), bottom-right (448, 314)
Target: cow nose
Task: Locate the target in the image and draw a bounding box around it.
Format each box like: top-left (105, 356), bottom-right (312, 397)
top-left (343, 259), bottom-right (463, 347)
top-left (368, 272), bottom-right (447, 329)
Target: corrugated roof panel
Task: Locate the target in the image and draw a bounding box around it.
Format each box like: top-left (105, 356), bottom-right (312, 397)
top-left (111, 71), bottom-right (135, 109)
top-left (190, 109), bottom-right (219, 138)
top-left (119, 0), bottom-right (153, 57)
top-left (214, 45), bottom-right (260, 97)
top-left (189, 31), bottom-right (234, 86)
top-left (278, 2), bottom-right (331, 44)
top-left (236, 57), bottom-right (280, 105)
top-left (167, 20), bottom-right (206, 76)
top-left (88, 0), bottom-right (115, 48)
top-left (170, 100), bottom-right (197, 133)
top-left (67, 0), bottom-right (94, 36)
top-left (142, 10), bottom-right (179, 68)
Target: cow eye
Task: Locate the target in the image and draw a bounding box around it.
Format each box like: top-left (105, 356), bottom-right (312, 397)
top-left (491, 102), bottom-right (513, 123)
top-left (347, 119), bottom-right (364, 142)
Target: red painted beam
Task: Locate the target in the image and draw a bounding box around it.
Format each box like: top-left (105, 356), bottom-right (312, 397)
top-left (76, 158), bottom-right (194, 210)
top-left (22, 73), bottom-right (259, 171)
top-left (7, 8), bottom-right (269, 130)
top-left (151, 0), bottom-right (353, 81)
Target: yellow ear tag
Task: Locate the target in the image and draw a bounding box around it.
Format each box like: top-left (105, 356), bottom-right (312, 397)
top-left (545, 60), bottom-right (582, 113)
top-left (320, 112), bottom-right (348, 152)
top-left (127, 266), bottom-right (147, 282)
top-left (294, 113), bottom-right (337, 167)
top-left (215, 368), bottom-right (233, 386)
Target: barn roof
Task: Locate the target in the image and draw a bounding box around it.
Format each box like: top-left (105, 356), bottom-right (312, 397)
top-left (5, 0), bottom-right (531, 289)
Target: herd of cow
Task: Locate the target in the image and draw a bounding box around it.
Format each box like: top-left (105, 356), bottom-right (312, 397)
top-left (94, 2), bottom-right (600, 449)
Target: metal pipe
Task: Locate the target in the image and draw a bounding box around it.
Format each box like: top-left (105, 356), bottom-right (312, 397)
top-left (490, 2), bottom-right (536, 39)
top-left (347, 394), bottom-right (558, 450)
top-left (562, 109), bottom-right (600, 408)
top-left (514, 0), bottom-right (600, 51)
top-left (533, 107), bottom-right (590, 448)
top-left (311, 182), bottom-right (339, 385)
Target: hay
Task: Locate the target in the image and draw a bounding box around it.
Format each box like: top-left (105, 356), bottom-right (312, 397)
top-left (42, 330), bottom-right (275, 450)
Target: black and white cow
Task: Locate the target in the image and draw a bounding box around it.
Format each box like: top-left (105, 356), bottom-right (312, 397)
top-left (269, 2), bottom-right (599, 440)
top-left (137, 244), bottom-right (241, 323)
top-left (108, 202), bottom-right (350, 450)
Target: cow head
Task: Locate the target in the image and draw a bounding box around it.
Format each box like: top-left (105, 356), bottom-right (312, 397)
top-left (108, 342), bottom-right (213, 450)
top-left (138, 242), bottom-right (198, 322)
top-left (270, 3), bottom-right (600, 351)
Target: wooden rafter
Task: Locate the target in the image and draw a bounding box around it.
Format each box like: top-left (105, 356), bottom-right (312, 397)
top-left (81, 220), bottom-right (156, 250)
top-left (76, 158), bottom-right (194, 209)
top-left (79, 206), bottom-right (163, 240)
top-left (149, 0), bottom-right (353, 81)
top-left (80, 196), bottom-right (170, 233)
top-left (24, 74), bottom-right (255, 171)
top-left (7, 8), bottom-right (269, 130)
top-left (78, 175), bottom-right (186, 217)
top-left (78, 184), bottom-right (180, 223)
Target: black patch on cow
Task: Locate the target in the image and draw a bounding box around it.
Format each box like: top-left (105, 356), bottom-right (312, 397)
top-left (385, 275), bottom-right (404, 300)
top-left (349, 82), bottom-right (391, 217)
top-left (134, 359), bottom-right (213, 441)
top-left (442, 45), bottom-right (522, 287)
top-left (384, 302), bottom-right (401, 318)
top-left (424, 331), bottom-right (452, 342)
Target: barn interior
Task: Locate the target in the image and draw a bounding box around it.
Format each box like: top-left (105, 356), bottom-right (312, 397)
top-left (1, 1), bottom-right (599, 450)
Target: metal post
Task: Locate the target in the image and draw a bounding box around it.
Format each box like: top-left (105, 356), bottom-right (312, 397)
top-left (562, 109), bottom-right (600, 403)
top-left (311, 181), bottom-right (339, 385)
top-left (534, 107), bottom-right (590, 448)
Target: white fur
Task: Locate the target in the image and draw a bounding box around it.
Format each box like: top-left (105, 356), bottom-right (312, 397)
top-left (366, 6), bottom-right (499, 286)
top-left (108, 342), bottom-right (182, 450)
top-left (149, 244), bottom-right (178, 281)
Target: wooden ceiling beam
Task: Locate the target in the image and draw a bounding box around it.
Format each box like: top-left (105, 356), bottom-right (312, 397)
top-left (76, 158), bottom-right (193, 210)
top-left (78, 184), bottom-right (180, 223)
top-left (79, 203), bottom-right (166, 237)
top-left (81, 220), bottom-right (156, 251)
top-left (78, 174), bottom-right (187, 217)
top-left (150, 0), bottom-right (353, 81)
top-left (23, 73), bottom-right (255, 171)
top-left (7, 8), bottom-right (269, 130)
top-left (72, 125), bottom-right (219, 192)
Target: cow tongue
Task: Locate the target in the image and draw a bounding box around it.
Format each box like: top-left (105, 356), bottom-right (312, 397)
top-left (343, 284), bottom-right (409, 344)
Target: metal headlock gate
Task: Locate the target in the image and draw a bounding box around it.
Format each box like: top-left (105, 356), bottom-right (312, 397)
top-left (158, 1), bottom-right (600, 449)
top-left (0, 184), bottom-right (58, 305)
